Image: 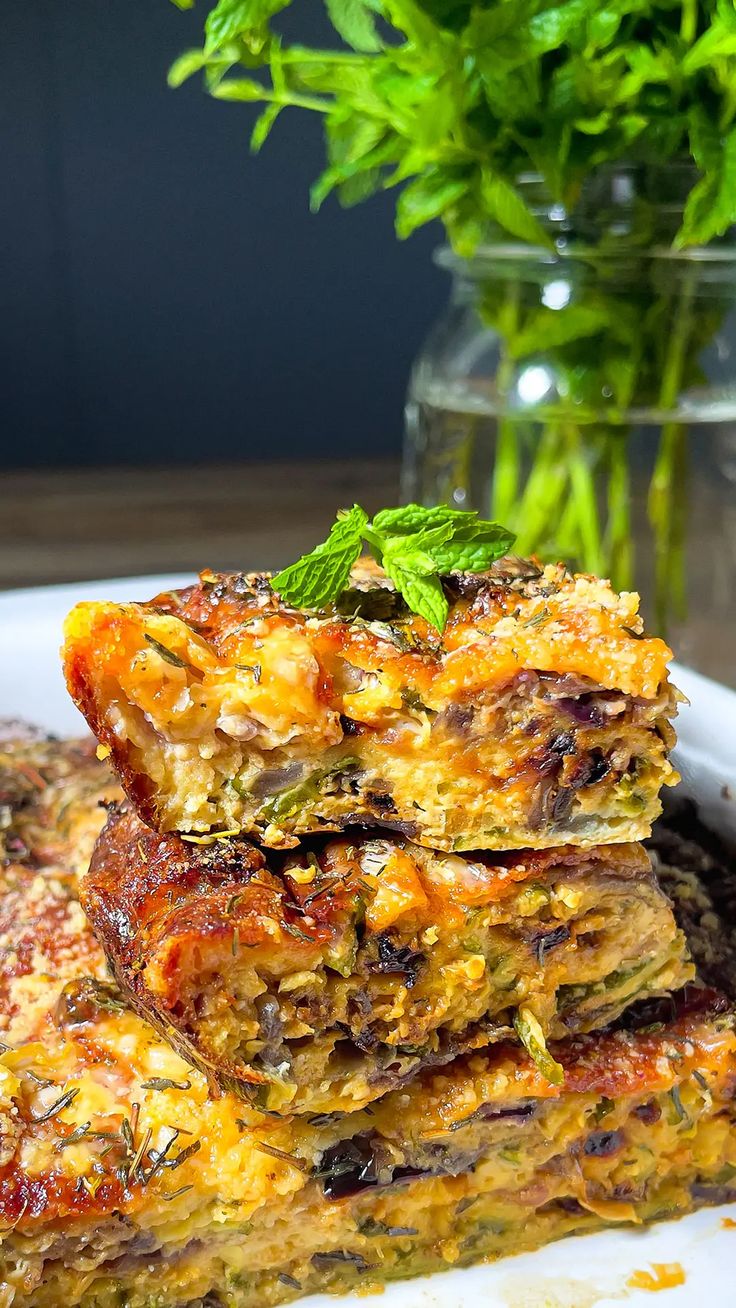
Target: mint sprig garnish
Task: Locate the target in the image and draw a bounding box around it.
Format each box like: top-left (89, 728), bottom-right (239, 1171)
top-left (271, 504), bottom-right (515, 631)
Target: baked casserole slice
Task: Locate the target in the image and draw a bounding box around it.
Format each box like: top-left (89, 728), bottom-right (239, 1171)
top-left (63, 560), bottom-right (678, 850)
top-left (0, 726), bottom-right (121, 880)
top-left (3, 898), bottom-right (736, 1308)
top-left (82, 807), bottom-right (693, 1112)
top-left (2, 732), bottom-right (736, 1308)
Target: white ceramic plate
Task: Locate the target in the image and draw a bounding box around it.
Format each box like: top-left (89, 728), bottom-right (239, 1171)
top-left (2, 576), bottom-right (736, 1308)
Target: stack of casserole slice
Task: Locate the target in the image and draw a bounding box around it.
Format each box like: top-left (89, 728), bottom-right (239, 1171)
top-left (1, 558), bottom-right (729, 1306)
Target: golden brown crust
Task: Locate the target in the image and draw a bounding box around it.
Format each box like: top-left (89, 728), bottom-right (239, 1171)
top-left (2, 988), bottom-right (735, 1277)
top-left (1, 735), bottom-right (735, 1307)
top-left (82, 808), bottom-right (693, 1112)
top-left (62, 562), bottom-right (678, 849)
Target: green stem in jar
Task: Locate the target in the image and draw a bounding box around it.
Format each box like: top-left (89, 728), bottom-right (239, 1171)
top-left (470, 253), bottom-right (726, 634)
top-left (491, 413), bottom-right (522, 525)
top-left (511, 423), bottom-right (569, 556)
top-left (554, 488), bottom-right (583, 564)
top-left (650, 420), bottom-right (689, 628)
top-left (451, 410), bottom-right (480, 508)
top-left (563, 421), bottom-right (604, 577)
top-left (490, 280), bottom-right (522, 523)
top-left (680, 0), bottom-right (698, 45)
top-left (647, 269), bottom-right (697, 629)
top-left (605, 429), bottom-right (634, 591)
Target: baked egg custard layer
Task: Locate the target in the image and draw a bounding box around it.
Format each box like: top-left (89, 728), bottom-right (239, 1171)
top-left (83, 808), bottom-right (693, 1113)
top-left (1, 734), bottom-right (736, 1308)
top-left (63, 560), bottom-right (679, 850)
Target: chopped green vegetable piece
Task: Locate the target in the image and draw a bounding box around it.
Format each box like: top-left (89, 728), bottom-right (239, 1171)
top-left (140, 1077), bottom-right (192, 1092)
top-left (261, 756), bottom-right (360, 821)
top-left (668, 1084), bottom-right (689, 1125)
top-left (513, 1006), bottom-right (564, 1086)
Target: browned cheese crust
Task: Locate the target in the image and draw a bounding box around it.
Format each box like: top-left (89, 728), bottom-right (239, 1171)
top-left (82, 808), bottom-right (693, 1112)
top-left (63, 560), bottom-right (679, 850)
top-left (0, 734), bottom-right (735, 1308)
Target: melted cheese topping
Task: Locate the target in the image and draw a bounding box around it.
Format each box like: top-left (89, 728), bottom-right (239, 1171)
top-left (63, 564), bottom-right (678, 846)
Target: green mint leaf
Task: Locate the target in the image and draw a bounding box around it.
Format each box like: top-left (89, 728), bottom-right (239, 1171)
top-left (683, 24), bottom-right (736, 75)
top-left (380, 523), bottom-right (454, 576)
top-left (271, 502), bottom-right (512, 626)
top-left (380, 521), bottom-right (455, 560)
top-left (373, 504), bottom-right (477, 534)
top-left (688, 104), bottom-right (722, 178)
top-left (526, 0), bottom-right (595, 54)
top-left (337, 168), bottom-right (383, 207)
top-left (480, 170), bottom-right (554, 249)
top-left (382, 545), bottom-right (438, 576)
top-left (213, 78), bottom-right (270, 101)
top-left (677, 124), bottom-right (736, 247)
top-left (372, 505), bottom-right (515, 575)
top-left (312, 117), bottom-right (395, 208)
top-left (325, 0), bottom-right (382, 52)
top-left (509, 305), bottom-right (611, 358)
top-left (168, 50), bottom-right (209, 86)
top-left (250, 102), bottom-right (283, 150)
top-left (204, 0), bottom-right (290, 54)
top-left (381, 560), bottom-right (449, 632)
top-left (374, 506), bottom-right (515, 558)
top-left (460, 1), bottom-right (527, 49)
top-left (428, 524), bottom-right (516, 572)
top-left (272, 504), bottom-right (367, 607)
top-left (396, 169), bottom-right (471, 240)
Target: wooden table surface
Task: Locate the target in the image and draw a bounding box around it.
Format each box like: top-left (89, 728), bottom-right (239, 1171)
top-left (3, 459), bottom-right (731, 689)
top-left (0, 460), bottom-right (399, 590)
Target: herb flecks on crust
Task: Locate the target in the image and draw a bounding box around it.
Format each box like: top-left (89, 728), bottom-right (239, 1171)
top-left (62, 554), bottom-right (677, 848)
top-left (81, 811), bottom-right (693, 1113)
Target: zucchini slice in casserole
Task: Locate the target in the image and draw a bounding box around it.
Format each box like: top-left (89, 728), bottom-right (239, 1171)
top-left (3, 905), bottom-right (736, 1308)
top-left (2, 730), bottom-right (735, 1308)
top-left (81, 808), bottom-right (693, 1113)
top-left (63, 559), bottom-right (679, 851)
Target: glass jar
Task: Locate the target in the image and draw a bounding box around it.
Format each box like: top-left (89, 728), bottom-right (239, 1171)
top-left (403, 172), bottom-right (736, 687)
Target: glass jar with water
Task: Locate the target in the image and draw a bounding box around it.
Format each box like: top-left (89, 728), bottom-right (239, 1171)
top-left (403, 170), bottom-right (736, 686)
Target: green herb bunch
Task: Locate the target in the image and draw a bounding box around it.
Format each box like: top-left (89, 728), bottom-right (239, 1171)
top-left (169, 0), bottom-right (736, 630)
top-left (169, 0), bottom-right (736, 252)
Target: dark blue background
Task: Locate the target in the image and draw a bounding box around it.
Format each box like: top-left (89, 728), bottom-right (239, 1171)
top-left (3, 1), bottom-right (445, 468)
